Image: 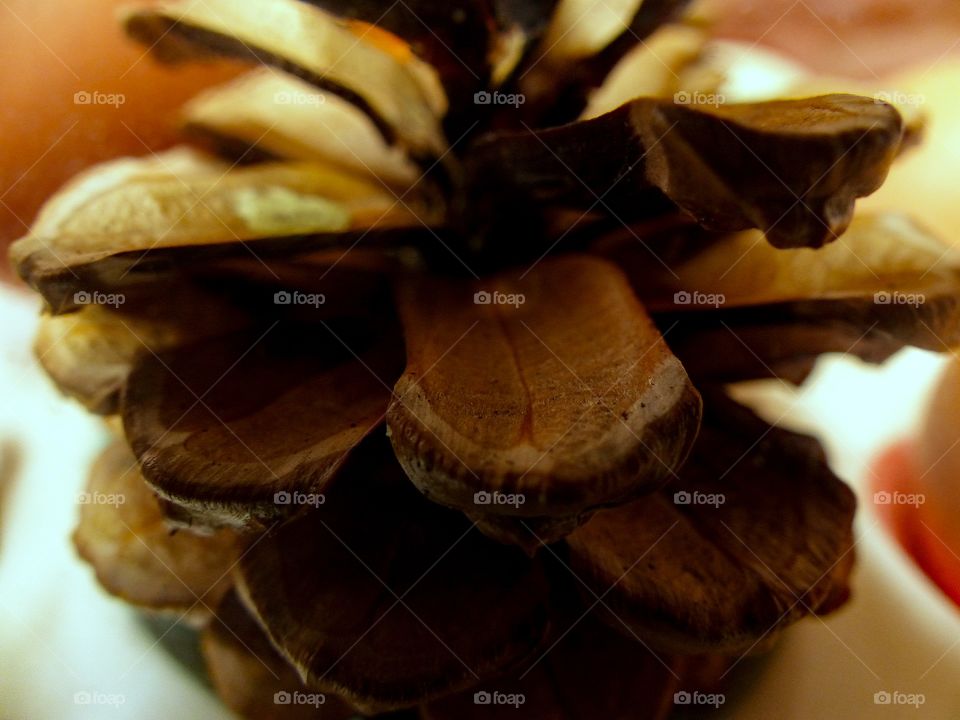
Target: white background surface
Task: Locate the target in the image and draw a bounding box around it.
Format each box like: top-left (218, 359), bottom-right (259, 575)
top-left (2, 281), bottom-right (960, 719)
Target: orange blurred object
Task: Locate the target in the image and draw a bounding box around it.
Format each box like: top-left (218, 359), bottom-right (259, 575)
top-left (872, 359), bottom-right (960, 610)
top-left (0, 0), bottom-right (243, 270)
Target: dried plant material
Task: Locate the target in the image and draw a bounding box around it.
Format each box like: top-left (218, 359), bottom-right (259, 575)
top-left (33, 280), bottom-right (256, 412)
top-left (860, 60), bottom-right (960, 244)
top-left (566, 393), bottom-right (856, 653)
top-left (11, 0), bottom-right (933, 712)
top-left (486, 0), bottom-right (559, 85)
top-left (614, 212), bottom-right (960, 379)
top-left (672, 40), bottom-right (926, 148)
top-left (302, 0), bottom-right (495, 118)
top-left (195, 250), bottom-right (405, 327)
top-left (14, 147), bottom-right (413, 252)
top-left (585, 28), bottom-right (925, 145)
top-left (123, 325), bottom-right (402, 529)
top-left (235, 442), bottom-right (552, 712)
top-left (35, 308), bottom-right (168, 415)
top-left (123, 0), bottom-right (447, 158)
top-left (581, 24), bottom-right (707, 119)
top-left (25, 226), bottom-right (424, 317)
top-left (662, 323), bottom-right (905, 385)
top-left (183, 68), bottom-right (419, 188)
top-left (520, 0), bottom-right (693, 116)
top-left (25, 146), bottom-right (219, 228)
top-left (674, 38), bottom-right (803, 102)
top-left (468, 512), bottom-right (583, 556)
top-left (642, 213), bottom-right (960, 307)
top-left (74, 442), bottom-right (239, 615)
top-left (423, 619), bottom-right (731, 720)
top-left (539, 0), bottom-right (645, 62)
top-left (467, 94), bottom-right (903, 249)
top-left (11, 149), bottom-right (433, 312)
top-left (387, 255), bottom-right (700, 535)
top-left (202, 592), bottom-right (357, 720)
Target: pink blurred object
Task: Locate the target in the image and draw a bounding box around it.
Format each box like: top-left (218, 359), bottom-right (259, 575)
top-left (871, 439), bottom-right (960, 608)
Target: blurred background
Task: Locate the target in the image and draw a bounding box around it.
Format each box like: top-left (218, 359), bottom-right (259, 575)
top-left (3, 0), bottom-right (960, 717)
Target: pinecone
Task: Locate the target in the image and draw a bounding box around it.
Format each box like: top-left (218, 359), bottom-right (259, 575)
top-left (12, 1), bottom-right (960, 717)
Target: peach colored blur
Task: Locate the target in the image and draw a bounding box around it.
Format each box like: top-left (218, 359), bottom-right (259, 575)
top-left (0, 0), bottom-right (242, 263)
top-left (706, 0), bottom-right (960, 79)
